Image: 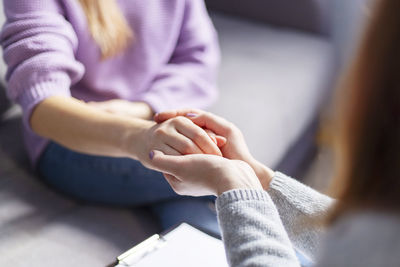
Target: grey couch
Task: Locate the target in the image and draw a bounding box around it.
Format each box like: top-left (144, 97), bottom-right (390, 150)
top-left (0, 1), bottom-right (365, 266)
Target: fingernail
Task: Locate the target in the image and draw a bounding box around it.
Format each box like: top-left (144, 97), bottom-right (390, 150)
top-left (186, 113), bottom-right (198, 118)
top-left (149, 150), bottom-right (155, 160)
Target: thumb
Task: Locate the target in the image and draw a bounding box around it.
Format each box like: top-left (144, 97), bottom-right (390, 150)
top-left (154, 111), bottom-right (177, 123)
top-left (154, 109), bottom-right (202, 123)
top-left (149, 150), bottom-right (185, 175)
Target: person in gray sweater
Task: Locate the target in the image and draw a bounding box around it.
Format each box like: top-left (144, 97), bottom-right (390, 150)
top-left (150, 0), bottom-right (400, 266)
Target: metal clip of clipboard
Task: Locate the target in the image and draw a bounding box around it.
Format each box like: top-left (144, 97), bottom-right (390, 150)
top-left (116, 234), bottom-right (167, 266)
top-left (109, 223), bottom-right (225, 267)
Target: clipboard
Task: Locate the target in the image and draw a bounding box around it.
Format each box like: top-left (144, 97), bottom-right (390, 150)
top-left (109, 223), bottom-right (228, 267)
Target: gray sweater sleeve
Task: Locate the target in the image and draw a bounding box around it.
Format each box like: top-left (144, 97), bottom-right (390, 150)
top-left (216, 172), bottom-right (334, 266)
top-left (268, 172), bottom-right (334, 259)
top-left (216, 188), bottom-right (400, 267)
top-left (216, 189), bottom-right (301, 267)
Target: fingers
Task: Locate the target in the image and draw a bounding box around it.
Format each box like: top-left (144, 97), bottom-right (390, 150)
top-left (155, 109), bottom-right (234, 137)
top-left (204, 129), bottom-right (217, 145)
top-left (205, 129), bottom-right (227, 147)
top-left (186, 112), bottom-right (234, 137)
top-left (215, 135), bottom-right (227, 147)
top-left (165, 130), bottom-right (204, 155)
top-left (175, 119), bottom-right (222, 156)
top-left (154, 112), bottom-right (229, 156)
top-left (150, 150), bottom-right (186, 174)
top-left (153, 119), bottom-right (202, 155)
top-left (158, 144), bottom-right (181, 156)
top-left (154, 109), bottom-right (203, 123)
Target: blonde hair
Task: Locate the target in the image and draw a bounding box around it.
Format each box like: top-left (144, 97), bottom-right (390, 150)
top-left (78, 0), bottom-right (133, 59)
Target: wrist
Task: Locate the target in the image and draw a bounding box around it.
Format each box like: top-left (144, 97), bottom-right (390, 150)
top-left (248, 159), bottom-right (275, 190)
top-left (136, 102), bottom-right (154, 120)
top-left (120, 118), bottom-right (156, 160)
top-left (216, 160), bottom-right (264, 196)
top-left (217, 182), bottom-right (263, 196)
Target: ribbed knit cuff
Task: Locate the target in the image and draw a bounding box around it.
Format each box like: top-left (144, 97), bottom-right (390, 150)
top-left (16, 73), bottom-right (72, 134)
top-left (216, 189), bottom-right (270, 210)
top-left (269, 171), bottom-right (292, 192)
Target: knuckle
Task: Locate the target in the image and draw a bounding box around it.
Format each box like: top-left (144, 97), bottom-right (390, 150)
top-left (226, 121), bottom-right (235, 129)
top-left (225, 122), bottom-right (236, 134)
top-left (154, 127), bottom-right (167, 138)
top-left (175, 116), bottom-right (190, 126)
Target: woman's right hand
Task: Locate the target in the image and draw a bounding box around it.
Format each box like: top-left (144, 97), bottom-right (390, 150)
top-left (130, 116), bottom-right (223, 168)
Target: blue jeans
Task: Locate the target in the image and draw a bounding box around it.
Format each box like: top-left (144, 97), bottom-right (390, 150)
top-left (37, 142), bottom-right (220, 235)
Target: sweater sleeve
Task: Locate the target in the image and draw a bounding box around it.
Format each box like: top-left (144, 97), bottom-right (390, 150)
top-left (216, 189), bottom-right (300, 267)
top-left (268, 172), bottom-right (335, 260)
top-left (141, 0), bottom-right (220, 112)
top-left (0, 0), bottom-right (84, 131)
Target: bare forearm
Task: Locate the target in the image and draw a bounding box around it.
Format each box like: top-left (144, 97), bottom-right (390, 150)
top-left (30, 96), bottom-right (154, 159)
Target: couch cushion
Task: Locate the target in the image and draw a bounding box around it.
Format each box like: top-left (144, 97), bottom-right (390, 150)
top-left (210, 14), bottom-right (333, 169)
top-left (206, 0), bottom-right (331, 35)
top-left (0, 116), bottom-right (160, 266)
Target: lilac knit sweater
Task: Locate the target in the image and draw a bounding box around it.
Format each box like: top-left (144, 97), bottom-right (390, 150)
top-left (0, 0), bottom-right (220, 165)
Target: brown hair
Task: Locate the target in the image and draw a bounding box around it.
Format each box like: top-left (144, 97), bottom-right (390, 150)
top-left (329, 0), bottom-right (400, 221)
top-left (78, 0), bottom-right (133, 59)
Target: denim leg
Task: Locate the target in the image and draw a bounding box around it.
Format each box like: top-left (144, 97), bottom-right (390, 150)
top-left (38, 142), bottom-right (219, 234)
top-left (38, 142), bottom-right (178, 206)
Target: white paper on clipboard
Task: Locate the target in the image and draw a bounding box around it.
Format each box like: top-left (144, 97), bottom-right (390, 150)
top-left (115, 223), bottom-right (228, 267)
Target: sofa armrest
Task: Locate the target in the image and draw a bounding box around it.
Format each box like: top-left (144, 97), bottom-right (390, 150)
top-left (206, 0), bottom-right (330, 35)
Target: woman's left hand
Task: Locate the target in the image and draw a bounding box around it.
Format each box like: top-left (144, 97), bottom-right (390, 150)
top-left (154, 109), bottom-right (274, 189)
top-left (88, 100), bottom-right (154, 120)
top-left (149, 150), bottom-right (263, 196)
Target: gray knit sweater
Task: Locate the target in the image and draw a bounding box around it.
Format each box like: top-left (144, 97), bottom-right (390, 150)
top-left (215, 172), bottom-right (400, 266)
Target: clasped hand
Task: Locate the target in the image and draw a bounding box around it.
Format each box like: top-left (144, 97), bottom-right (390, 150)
top-left (148, 109), bottom-right (272, 196)
top-left (89, 99), bottom-right (271, 196)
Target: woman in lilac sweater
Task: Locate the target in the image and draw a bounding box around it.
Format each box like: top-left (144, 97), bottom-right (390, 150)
top-left (0, 0), bottom-right (222, 233)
